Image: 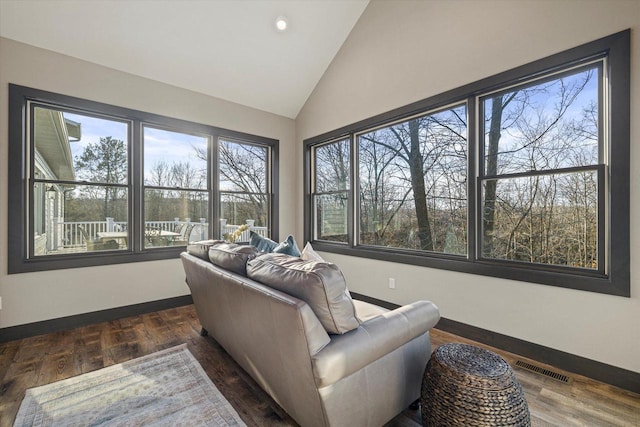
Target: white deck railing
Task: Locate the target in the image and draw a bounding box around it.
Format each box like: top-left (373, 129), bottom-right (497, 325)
top-left (221, 224), bottom-right (268, 242)
top-left (53, 218), bottom-right (268, 249)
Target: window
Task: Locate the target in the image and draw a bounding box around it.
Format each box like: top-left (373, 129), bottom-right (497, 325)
top-left (31, 106), bottom-right (130, 255)
top-left (312, 138), bottom-right (350, 243)
top-left (8, 85), bottom-right (278, 273)
top-left (357, 105), bottom-right (467, 254)
top-left (304, 30), bottom-right (629, 296)
top-left (143, 126), bottom-right (209, 248)
top-left (480, 65), bottom-right (603, 271)
top-left (218, 139), bottom-right (273, 242)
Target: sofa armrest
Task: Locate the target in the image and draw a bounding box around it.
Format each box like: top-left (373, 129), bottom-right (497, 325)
top-left (311, 300), bottom-right (440, 387)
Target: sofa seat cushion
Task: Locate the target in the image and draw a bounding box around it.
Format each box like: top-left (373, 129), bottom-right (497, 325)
top-left (208, 242), bottom-right (259, 276)
top-left (246, 253), bottom-right (359, 334)
top-left (186, 240), bottom-right (225, 260)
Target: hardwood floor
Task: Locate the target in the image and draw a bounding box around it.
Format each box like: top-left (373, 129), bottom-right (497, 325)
top-left (1, 304), bottom-right (638, 427)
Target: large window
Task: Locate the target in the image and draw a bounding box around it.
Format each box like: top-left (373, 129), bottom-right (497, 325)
top-left (8, 85), bottom-right (278, 273)
top-left (304, 30), bottom-right (629, 296)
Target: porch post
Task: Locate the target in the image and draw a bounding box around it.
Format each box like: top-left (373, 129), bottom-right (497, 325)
top-left (200, 218), bottom-right (206, 240)
top-left (220, 219), bottom-right (226, 240)
top-left (52, 217), bottom-right (60, 250)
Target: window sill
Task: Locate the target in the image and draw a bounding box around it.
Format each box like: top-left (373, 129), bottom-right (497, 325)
top-left (310, 241), bottom-right (629, 297)
top-left (9, 247), bottom-right (186, 274)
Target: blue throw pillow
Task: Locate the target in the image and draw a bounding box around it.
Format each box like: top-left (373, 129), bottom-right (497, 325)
top-left (273, 235), bottom-right (301, 257)
top-left (250, 231), bottom-right (278, 252)
top-left (250, 231), bottom-right (301, 257)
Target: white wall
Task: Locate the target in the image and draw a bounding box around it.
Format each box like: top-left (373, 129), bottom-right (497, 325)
top-left (296, 0), bottom-right (640, 373)
top-left (0, 38), bottom-right (296, 329)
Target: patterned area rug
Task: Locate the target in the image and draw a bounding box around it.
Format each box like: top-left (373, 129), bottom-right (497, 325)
top-left (14, 344), bottom-right (246, 426)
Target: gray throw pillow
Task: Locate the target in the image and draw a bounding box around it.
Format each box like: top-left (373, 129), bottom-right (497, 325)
top-left (246, 253), bottom-right (358, 334)
top-left (208, 242), bottom-right (259, 276)
top-left (186, 240), bottom-right (224, 260)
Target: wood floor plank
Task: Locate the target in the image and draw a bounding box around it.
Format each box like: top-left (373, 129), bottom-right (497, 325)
top-left (1, 304), bottom-right (638, 427)
top-left (0, 341), bottom-right (19, 382)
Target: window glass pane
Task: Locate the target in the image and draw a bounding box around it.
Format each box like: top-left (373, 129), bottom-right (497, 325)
top-left (220, 192), bottom-right (269, 241)
top-left (358, 105), bottom-right (467, 254)
top-left (481, 171), bottom-right (598, 269)
top-left (144, 189), bottom-right (208, 247)
top-left (315, 139), bottom-right (350, 192)
top-left (34, 107), bottom-right (128, 185)
top-left (143, 127), bottom-right (207, 189)
top-left (219, 139), bottom-right (268, 193)
top-left (483, 67), bottom-right (599, 176)
top-left (33, 182), bottom-right (128, 255)
top-left (315, 193), bottom-right (348, 243)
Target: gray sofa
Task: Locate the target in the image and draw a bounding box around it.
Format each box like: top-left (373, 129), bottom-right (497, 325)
top-left (181, 241), bottom-right (440, 427)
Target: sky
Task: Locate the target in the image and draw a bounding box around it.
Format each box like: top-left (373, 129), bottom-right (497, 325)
top-left (63, 112), bottom-right (207, 186)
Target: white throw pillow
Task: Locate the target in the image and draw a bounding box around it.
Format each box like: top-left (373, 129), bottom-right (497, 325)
top-left (301, 242), bottom-right (325, 262)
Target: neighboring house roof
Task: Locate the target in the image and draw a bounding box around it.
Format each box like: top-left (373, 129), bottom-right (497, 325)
top-left (34, 107), bottom-right (76, 181)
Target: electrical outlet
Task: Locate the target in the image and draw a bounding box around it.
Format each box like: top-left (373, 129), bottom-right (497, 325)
top-left (388, 278), bottom-right (396, 289)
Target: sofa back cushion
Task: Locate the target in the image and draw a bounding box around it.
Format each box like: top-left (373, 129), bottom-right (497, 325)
top-left (208, 242), bottom-right (259, 276)
top-left (186, 240), bottom-right (225, 260)
top-left (246, 253), bottom-right (359, 334)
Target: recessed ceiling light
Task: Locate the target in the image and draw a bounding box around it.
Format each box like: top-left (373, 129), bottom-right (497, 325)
top-left (275, 16), bottom-right (288, 32)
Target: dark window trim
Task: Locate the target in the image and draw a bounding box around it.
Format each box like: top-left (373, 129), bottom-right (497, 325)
top-left (304, 30), bottom-right (630, 297)
top-left (8, 84), bottom-right (279, 274)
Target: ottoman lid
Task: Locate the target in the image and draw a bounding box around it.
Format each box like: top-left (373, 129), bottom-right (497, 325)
top-left (435, 343), bottom-right (510, 379)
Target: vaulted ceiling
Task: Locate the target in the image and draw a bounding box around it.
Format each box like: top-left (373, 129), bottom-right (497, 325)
top-left (0, 0), bottom-right (369, 118)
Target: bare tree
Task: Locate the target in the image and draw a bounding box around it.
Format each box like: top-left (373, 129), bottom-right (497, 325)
top-left (217, 141), bottom-right (269, 225)
top-left (482, 69), bottom-right (598, 267)
top-left (315, 140), bottom-right (349, 192)
top-left (147, 160), bottom-right (171, 187)
top-left (314, 140), bottom-right (350, 240)
top-left (359, 132), bottom-right (408, 244)
top-left (359, 106), bottom-right (467, 252)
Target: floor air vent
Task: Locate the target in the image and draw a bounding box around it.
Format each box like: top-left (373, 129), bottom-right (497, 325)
top-left (514, 360), bottom-right (573, 384)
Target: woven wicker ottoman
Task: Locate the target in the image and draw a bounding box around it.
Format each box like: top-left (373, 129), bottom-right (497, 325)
top-left (421, 343), bottom-right (530, 426)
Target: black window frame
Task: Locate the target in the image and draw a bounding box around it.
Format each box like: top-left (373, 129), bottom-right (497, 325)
top-left (8, 84), bottom-right (279, 273)
top-left (310, 137), bottom-right (352, 244)
top-left (217, 136), bottom-right (276, 243)
top-left (303, 30), bottom-right (630, 297)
